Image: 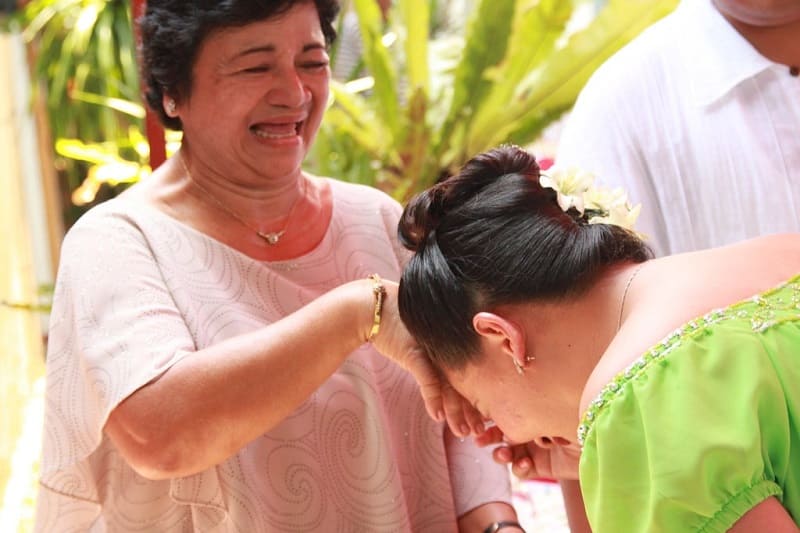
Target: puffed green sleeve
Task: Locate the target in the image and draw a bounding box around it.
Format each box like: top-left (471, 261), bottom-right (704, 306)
top-left (578, 294), bottom-right (800, 533)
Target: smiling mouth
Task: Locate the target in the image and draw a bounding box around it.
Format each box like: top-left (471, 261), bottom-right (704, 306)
top-left (251, 121), bottom-right (303, 140)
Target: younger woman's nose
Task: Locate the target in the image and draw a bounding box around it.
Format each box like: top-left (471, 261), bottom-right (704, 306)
top-left (534, 436), bottom-right (555, 448)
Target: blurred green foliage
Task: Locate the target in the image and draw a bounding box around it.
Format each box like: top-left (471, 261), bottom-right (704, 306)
top-left (4, 0), bottom-right (678, 220)
top-left (307, 0), bottom-right (678, 201)
top-left (6, 0), bottom-right (143, 224)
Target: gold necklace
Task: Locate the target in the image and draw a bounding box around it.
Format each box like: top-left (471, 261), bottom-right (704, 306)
top-left (617, 264), bottom-right (644, 331)
top-left (180, 154), bottom-right (305, 246)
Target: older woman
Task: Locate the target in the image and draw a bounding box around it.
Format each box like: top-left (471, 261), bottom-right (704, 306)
top-left (397, 145), bottom-right (800, 532)
top-left (34, 2), bottom-right (521, 531)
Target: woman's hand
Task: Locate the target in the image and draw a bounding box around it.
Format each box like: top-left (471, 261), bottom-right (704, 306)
top-left (370, 280), bottom-right (484, 437)
top-left (475, 425), bottom-right (581, 480)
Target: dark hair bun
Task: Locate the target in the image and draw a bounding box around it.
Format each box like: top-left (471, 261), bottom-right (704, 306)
top-left (399, 145), bottom-right (544, 252)
top-left (397, 145), bottom-right (652, 370)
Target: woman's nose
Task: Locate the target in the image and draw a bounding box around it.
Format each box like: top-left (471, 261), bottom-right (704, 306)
top-left (533, 436), bottom-right (556, 449)
top-left (269, 69), bottom-right (309, 108)
top-left (533, 436), bottom-right (571, 448)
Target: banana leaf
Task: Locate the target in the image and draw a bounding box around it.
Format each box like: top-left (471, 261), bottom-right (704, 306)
top-left (465, 0), bottom-right (577, 156)
top-left (352, 0), bottom-right (401, 141)
top-left (468, 0), bottom-right (679, 152)
top-left (433, 0), bottom-right (517, 164)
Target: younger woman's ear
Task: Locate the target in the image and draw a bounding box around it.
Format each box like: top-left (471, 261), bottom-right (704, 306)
top-left (472, 312), bottom-right (526, 364)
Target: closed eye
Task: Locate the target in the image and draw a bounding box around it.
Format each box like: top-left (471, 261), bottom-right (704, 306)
top-left (301, 61), bottom-right (329, 70)
top-left (241, 66), bottom-right (270, 74)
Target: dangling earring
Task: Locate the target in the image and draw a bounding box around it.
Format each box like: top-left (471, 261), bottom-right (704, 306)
top-left (165, 98), bottom-right (177, 116)
top-left (513, 355), bottom-right (535, 375)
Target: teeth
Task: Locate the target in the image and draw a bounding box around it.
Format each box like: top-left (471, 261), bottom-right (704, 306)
top-left (251, 122), bottom-right (301, 139)
top-left (253, 129), bottom-right (296, 139)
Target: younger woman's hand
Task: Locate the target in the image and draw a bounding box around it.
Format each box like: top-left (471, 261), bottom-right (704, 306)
top-left (475, 426), bottom-right (581, 480)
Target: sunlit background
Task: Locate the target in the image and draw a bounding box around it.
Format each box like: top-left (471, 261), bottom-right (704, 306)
top-left (0, 0), bottom-right (679, 531)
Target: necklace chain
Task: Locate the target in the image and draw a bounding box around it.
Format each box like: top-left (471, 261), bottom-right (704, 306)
top-left (179, 153), bottom-right (304, 246)
top-left (617, 264), bottom-right (644, 331)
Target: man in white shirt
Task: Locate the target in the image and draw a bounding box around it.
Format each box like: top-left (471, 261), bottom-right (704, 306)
top-left (555, 0), bottom-right (800, 256)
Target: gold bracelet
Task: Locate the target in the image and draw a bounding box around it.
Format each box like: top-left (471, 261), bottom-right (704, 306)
top-left (367, 274), bottom-right (386, 341)
top-left (482, 521), bottom-right (525, 533)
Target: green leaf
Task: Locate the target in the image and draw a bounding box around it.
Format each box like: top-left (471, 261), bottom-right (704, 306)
top-left (476, 0), bottom-right (678, 150)
top-left (68, 90), bottom-right (146, 118)
top-left (322, 108), bottom-right (385, 162)
top-left (55, 138), bottom-right (119, 164)
top-left (434, 0), bottom-right (516, 160)
top-left (397, 0), bottom-right (429, 94)
top-left (466, 0), bottom-right (576, 155)
top-left (352, 0), bottom-right (401, 141)
top-left (395, 86), bottom-right (431, 200)
top-left (114, 6), bottom-right (138, 99)
top-left (326, 81), bottom-right (390, 158)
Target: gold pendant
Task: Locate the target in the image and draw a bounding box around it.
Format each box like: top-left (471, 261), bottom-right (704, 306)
top-left (257, 230), bottom-right (285, 245)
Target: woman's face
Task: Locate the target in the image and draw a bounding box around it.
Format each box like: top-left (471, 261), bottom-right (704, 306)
top-left (444, 351), bottom-right (576, 447)
top-left (179, 2), bottom-right (330, 183)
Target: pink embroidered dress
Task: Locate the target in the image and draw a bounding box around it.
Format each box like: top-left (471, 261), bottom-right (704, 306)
top-left (35, 179), bottom-right (511, 532)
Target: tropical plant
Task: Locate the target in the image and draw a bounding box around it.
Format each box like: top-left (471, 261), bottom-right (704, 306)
top-left (308, 0), bottom-right (678, 201)
top-left (8, 0), bottom-right (142, 220)
top-left (7, 0), bottom-right (679, 214)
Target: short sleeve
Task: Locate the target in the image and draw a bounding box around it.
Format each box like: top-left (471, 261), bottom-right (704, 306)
top-left (444, 430), bottom-right (512, 515)
top-left (39, 204), bottom-right (195, 499)
top-left (579, 320), bottom-right (796, 533)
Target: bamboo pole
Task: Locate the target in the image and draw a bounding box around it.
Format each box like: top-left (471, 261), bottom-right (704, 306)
top-left (0, 32), bottom-right (47, 533)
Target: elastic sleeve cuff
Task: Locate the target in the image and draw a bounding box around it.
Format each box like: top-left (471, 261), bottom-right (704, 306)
top-left (699, 480), bottom-right (783, 533)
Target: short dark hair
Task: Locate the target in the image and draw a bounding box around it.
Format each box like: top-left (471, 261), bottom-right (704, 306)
top-left (397, 145), bottom-right (653, 370)
top-left (140, 0), bottom-right (340, 130)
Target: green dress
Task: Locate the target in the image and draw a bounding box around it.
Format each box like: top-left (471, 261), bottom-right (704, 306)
top-left (578, 276), bottom-right (800, 532)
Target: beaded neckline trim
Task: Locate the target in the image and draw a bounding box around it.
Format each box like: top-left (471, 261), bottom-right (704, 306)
top-left (577, 275), bottom-right (800, 446)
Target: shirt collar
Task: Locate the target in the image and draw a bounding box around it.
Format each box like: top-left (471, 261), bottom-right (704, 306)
top-left (679, 0), bottom-right (774, 106)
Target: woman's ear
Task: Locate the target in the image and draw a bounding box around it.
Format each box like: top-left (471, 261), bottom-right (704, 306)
top-left (473, 312), bottom-right (528, 370)
top-left (163, 94), bottom-right (178, 117)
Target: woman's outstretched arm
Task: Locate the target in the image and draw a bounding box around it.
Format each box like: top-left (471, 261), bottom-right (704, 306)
top-left (729, 497), bottom-right (799, 533)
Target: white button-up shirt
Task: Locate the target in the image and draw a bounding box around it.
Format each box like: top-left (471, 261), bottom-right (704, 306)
top-left (556, 0), bottom-right (800, 256)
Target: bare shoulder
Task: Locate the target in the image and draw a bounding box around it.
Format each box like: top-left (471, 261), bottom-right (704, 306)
top-left (722, 233), bottom-right (800, 258)
top-left (658, 234), bottom-right (800, 299)
top-left (696, 234), bottom-right (800, 287)
top-left (579, 235), bottom-right (800, 415)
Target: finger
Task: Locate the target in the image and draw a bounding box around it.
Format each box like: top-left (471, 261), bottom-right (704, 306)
top-left (418, 383), bottom-right (444, 423)
top-left (491, 444), bottom-right (514, 465)
top-left (511, 456), bottom-right (536, 480)
top-left (441, 382), bottom-right (469, 437)
top-left (462, 402), bottom-right (485, 435)
top-left (403, 349), bottom-right (446, 422)
top-left (414, 373), bottom-right (444, 422)
top-left (475, 426), bottom-right (505, 447)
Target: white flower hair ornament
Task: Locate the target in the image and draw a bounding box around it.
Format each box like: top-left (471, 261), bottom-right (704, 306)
top-left (539, 165), bottom-right (642, 232)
